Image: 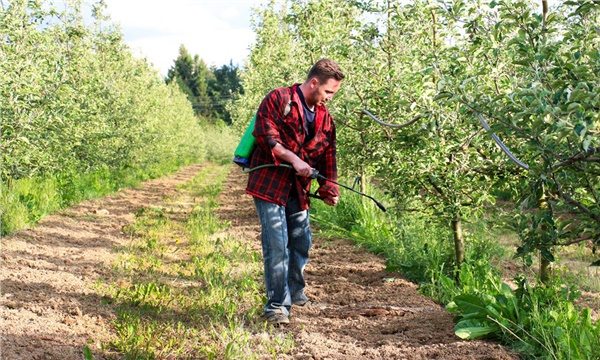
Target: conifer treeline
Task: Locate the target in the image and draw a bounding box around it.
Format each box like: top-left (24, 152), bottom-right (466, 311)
top-left (166, 45), bottom-right (243, 125)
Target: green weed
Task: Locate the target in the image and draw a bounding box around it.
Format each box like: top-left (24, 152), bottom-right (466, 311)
top-left (99, 163), bottom-right (293, 358)
top-left (0, 157), bottom-right (200, 236)
top-left (200, 123), bottom-right (240, 165)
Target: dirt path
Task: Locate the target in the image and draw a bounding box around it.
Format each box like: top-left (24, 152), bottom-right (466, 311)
top-left (1, 164), bottom-right (519, 359)
top-left (1, 164), bottom-right (205, 359)
top-left (219, 166), bottom-right (519, 360)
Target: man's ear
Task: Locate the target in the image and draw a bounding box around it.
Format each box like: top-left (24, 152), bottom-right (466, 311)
top-left (309, 77), bottom-right (319, 89)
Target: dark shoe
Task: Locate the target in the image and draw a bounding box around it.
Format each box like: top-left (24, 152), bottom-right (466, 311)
top-left (293, 299), bottom-right (326, 309)
top-left (292, 298), bottom-right (309, 306)
top-left (291, 292), bottom-right (309, 306)
top-left (266, 313), bottom-right (289, 326)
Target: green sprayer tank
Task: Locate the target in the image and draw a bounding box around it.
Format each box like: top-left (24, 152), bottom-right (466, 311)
top-left (233, 114), bottom-right (257, 168)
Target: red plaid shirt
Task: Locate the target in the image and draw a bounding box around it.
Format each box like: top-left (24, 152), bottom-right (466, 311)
top-left (246, 84), bottom-right (339, 210)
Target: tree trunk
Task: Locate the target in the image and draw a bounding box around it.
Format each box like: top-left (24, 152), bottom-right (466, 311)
top-left (539, 192), bottom-right (552, 284)
top-left (452, 215), bottom-right (465, 265)
top-left (542, 0), bottom-right (548, 22)
top-left (540, 255), bottom-right (551, 284)
top-left (360, 168), bottom-right (367, 202)
top-left (426, 0), bottom-right (438, 85)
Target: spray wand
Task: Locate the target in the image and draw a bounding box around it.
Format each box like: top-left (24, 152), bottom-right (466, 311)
top-left (242, 164), bottom-right (386, 212)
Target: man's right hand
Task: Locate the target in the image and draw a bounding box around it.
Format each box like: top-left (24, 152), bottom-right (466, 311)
top-left (323, 196), bottom-right (339, 206)
top-left (272, 143), bottom-right (313, 178)
top-left (292, 159), bottom-right (313, 178)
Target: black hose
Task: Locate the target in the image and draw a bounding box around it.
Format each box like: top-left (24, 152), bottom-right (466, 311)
top-left (476, 113), bottom-right (529, 170)
top-left (311, 170), bottom-right (387, 212)
top-left (242, 164), bottom-right (386, 212)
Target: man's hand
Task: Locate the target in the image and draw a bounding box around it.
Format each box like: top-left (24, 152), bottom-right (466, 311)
top-left (272, 143), bottom-right (313, 177)
top-left (292, 159), bottom-right (313, 178)
top-left (323, 196), bottom-right (339, 207)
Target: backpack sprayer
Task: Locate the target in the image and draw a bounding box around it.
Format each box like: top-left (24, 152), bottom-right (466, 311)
top-left (233, 115), bottom-right (387, 212)
top-left (233, 114), bottom-right (258, 168)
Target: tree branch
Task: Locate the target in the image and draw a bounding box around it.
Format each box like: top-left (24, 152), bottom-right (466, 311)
top-left (558, 234), bottom-right (599, 247)
top-left (552, 147), bottom-right (600, 169)
top-left (550, 173), bottom-right (600, 224)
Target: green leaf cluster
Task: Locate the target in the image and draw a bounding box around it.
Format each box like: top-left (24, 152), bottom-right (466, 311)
top-left (233, 0), bottom-right (600, 274)
top-left (1, 0), bottom-right (205, 183)
top-left (447, 274), bottom-right (600, 359)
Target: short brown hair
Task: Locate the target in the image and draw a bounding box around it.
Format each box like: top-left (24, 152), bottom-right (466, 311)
top-left (306, 59), bottom-right (345, 83)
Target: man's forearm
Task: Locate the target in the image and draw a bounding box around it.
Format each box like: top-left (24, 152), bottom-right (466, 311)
top-left (272, 143), bottom-right (312, 177)
top-left (272, 143), bottom-right (300, 164)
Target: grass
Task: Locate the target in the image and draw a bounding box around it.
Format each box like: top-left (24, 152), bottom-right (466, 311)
top-left (554, 243), bottom-right (600, 294)
top-left (0, 122), bottom-right (238, 237)
top-left (0, 157), bottom-right (198, 236)
top-left (95, 162), bottom-right (294, 359)
top-left (199, 122), bottom-right (240, 166)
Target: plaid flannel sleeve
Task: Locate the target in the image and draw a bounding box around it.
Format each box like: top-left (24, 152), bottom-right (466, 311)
top-left (316, 123), bottom-right (340, 198)
top-left (253, 90), bottom-right (285, 164)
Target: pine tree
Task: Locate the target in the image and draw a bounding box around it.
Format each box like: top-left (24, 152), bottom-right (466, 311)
top-left (166, 45), bottom-right (213, 118)
top-left (208, 60), bottom-right (243, 124)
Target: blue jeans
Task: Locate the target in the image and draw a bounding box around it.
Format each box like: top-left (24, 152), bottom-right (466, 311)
top-left (254, 196), bottom-right (312, 317)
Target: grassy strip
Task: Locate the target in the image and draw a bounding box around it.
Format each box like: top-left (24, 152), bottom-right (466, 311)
top-left (0, 157), bottom-right (197, 235)
top-left (1, 124), bottom-right (240, 236)
top-left (310, 179), bottom-right (600, 360)
top-left (95, 162), bottom-right (293, 359)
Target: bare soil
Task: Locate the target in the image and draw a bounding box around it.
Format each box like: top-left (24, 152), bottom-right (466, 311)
top-left (1, 163), bottom-right (520, 359)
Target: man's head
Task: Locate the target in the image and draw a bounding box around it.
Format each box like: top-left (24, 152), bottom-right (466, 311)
top-left (301, 59), bottom-right (345, 108)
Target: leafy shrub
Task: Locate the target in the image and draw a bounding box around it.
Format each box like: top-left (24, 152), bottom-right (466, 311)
top-left (1, 0), bottom-right (208, 234)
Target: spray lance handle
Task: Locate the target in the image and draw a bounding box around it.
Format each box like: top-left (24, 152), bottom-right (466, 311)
top-left (310, 168), bottom-right (320, 180)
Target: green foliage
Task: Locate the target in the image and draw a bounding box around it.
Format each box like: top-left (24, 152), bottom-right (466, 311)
top-left (229, 0), bottom-right (301, 132)
top-left (0, 177), bottom-right (58, 234)
top-left (233, 0), bottom-right (599, 278)
top-left (199, 122), bottom-right (240, 165)
top-left (312, 184), bottom-right (600, 359)
top-left (208, 61), bottom-right (244, 125)
top-left (310, 178), bottom-right (455, 285)
top-left (165, 47), bottom-right (243, 124)
top-left (166, 44), bottom-right (214, 118)
top-left (435, 0), bottom-right (600, 267)
top-left (1, 0), bottom-right (208, 234)
top-left (448, 275), bottom-right (600, 360)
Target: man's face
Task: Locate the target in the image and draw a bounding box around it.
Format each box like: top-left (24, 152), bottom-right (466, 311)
top-left (308, 77), bottom-right (342, 107)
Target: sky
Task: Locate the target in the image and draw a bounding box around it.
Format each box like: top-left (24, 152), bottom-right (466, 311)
top-left (100, 0), bottom-right (559, 77)
top-left (103, 0), bottom-right (267, 76)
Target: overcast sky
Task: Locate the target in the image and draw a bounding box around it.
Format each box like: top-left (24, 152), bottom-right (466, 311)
top-left (103, 0), bottom-right (267, 75)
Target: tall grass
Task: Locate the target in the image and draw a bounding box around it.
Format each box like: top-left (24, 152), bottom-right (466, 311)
top-left (199, 121), bottom-right (240, 165)
top-left (98, 163), bottom-right (293, 359)
top-left (310, 177), bottom-right (600, 360)
top-left (1, 156), bottom-right (199, 235)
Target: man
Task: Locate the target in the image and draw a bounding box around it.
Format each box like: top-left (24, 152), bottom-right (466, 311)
top-left (246, 59), bottom-right (344, 325)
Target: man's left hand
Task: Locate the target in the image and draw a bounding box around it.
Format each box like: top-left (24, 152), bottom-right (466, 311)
top-left (323, 196), bottom-right (339, 207)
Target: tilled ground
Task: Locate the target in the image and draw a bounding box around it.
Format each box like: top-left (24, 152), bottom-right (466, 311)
top-left (1, 163), bottom-right (520, 359)
top-left (219, 165), bottom-right (520, 360)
